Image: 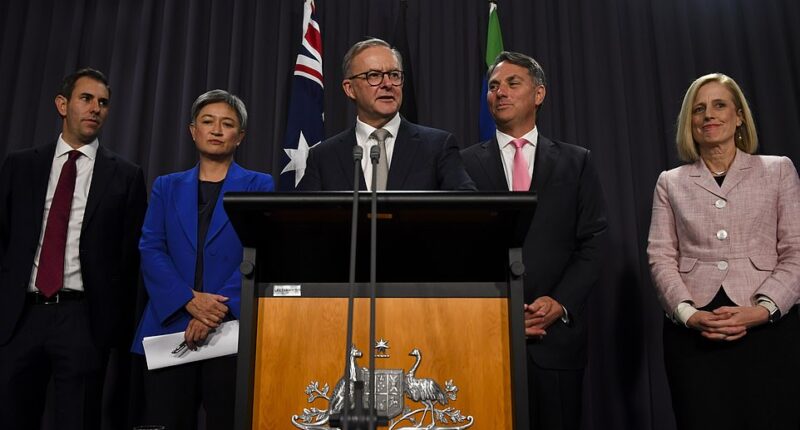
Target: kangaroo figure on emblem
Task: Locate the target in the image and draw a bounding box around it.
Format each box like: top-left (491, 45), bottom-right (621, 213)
top-left (330, 346), bottom-right (364, 414)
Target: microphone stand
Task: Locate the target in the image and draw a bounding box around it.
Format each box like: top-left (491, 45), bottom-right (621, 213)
top-left (332, 145), bottom-right (387, 430)
top-left (334, 146), bottom-right (363, 430)
top-left (367, 145), bottom-right (381, 430)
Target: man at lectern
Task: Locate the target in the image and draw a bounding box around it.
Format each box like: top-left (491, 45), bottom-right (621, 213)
top-left (298, 37), bottom-right (475, 191)
top-left (461, 51), bottom-right (608, 430)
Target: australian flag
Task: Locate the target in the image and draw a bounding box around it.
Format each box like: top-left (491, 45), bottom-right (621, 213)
top-left (280, 0), bottom-right (324, 190)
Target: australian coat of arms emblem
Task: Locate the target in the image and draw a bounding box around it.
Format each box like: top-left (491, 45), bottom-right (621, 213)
top-left (291, 343), bottom-right (474, 429)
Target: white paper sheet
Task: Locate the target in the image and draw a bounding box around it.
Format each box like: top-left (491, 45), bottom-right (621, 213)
top-left (142, 320), bottom-right (239, 370)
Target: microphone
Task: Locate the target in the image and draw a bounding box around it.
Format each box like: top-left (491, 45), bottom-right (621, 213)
top-left (369, 144), bottom-right (380, 167)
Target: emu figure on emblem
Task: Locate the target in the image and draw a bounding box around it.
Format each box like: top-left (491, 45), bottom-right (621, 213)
top-left (404, 349), bottom-right (448, 428)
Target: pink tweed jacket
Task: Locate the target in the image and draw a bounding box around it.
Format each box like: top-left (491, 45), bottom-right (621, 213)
top-left (648, 149), bottom-right (800, 315)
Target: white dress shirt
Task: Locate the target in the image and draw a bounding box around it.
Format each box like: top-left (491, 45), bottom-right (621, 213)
top-left (496, 127), bottom-right (538, 191)
top-left (28, 136), bottom-right (98, 292)
top-left (355, 113), bottom-right (401, 191)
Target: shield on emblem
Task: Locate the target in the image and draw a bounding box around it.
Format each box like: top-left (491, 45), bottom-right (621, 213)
top-left (358, 368), bottom-right (405, 419)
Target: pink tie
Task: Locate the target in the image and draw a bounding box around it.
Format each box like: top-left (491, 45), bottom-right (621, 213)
top-left (511, 138), bottom-right (531, 192)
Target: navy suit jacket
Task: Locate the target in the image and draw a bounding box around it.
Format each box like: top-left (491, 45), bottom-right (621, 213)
top-left (298, 119), bottom-right (475, 191)
top-left (131, 162), bottom-right (274, 354)
top-left (461, 135), bottom-right (608, 369)
top-left (0, 142), bottom-right (147, 347)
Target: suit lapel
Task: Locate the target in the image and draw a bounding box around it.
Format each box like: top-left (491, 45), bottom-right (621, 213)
top-left (688, 160), bottom-right (722, 197)
top-left (205, 163), bottom-right (243, 246)
top-left (387, 119), bottom-right (420, 190)
top-left (688, 149), bottom-right (752, 198)
top-left (31, 143), bottom-right (57, 235)
top-left (83, 146), bottom-right (117, 230)
top-left (719, 149), bottom-right (752, 196)
top-left (333, 128), bottom-right (366, 190)
top-left (532, 136), bottom-right (558, 193)
top-left (476, 138), bottom-right (509, 191)
top-left (174, 166), bottom-right (199, 251)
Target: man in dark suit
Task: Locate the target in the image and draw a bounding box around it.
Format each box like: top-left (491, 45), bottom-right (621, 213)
top-left (462, 52), bottom-right (608, 430)
top-left (0, 68), bottom-right (147, 429)
top-left (298, 38), bottom-right (474, 191)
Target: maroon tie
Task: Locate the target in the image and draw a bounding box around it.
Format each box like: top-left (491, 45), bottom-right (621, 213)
top-left (35, 150), bottom-right (82, 297)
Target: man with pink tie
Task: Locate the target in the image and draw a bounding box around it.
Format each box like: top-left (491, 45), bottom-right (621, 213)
top-left (461, 51), bottom-right (608, 430)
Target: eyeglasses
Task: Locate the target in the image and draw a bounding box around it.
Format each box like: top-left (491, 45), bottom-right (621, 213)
top-left (347, 70), bottom-right (404, 87)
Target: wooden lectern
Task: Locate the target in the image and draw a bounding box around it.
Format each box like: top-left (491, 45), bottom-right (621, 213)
top-left (225, 192), bottom-right (536, 430)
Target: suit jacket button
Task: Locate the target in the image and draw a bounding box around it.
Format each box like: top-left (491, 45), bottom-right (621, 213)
top-left (717, 261), bottom-right (729, 270)
top-left (716, 229), bottom-right (728, 240)
top-left (715, 199), bottom-right (727, 208)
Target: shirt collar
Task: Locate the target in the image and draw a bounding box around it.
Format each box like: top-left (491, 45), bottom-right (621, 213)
top-left (56, 134), bottom-right (99, 160)
top-left (355, 113), bottom-right (402, 144)
top-left (496, 127), bottom-right (538, 150)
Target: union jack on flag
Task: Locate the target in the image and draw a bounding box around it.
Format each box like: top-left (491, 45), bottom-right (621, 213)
top-left (280, 0), bottom-right (324, 190)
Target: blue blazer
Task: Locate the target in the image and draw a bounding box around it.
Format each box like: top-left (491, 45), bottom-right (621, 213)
top-left (131, 163), bottom-right (273, 354)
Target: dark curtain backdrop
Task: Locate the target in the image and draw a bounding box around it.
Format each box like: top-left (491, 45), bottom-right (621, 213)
top-left (2, 0), bottom-right (799, 429)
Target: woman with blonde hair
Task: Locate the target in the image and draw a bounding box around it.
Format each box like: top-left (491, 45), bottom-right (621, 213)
top-left (648, 73), bottom-right (800, 429)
